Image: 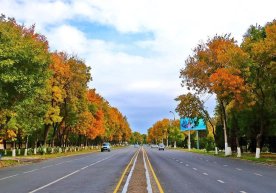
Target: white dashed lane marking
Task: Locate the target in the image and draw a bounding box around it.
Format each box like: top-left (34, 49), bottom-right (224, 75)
top-left (254, 173), bottom-right (263, 176)
top-left (0, 174), bottom-right (18, 181)
top-left (236, 168), bottom-right (242, 171)
top-left (240, 191), bottom-right (247, 193)
top-left (217, 180), bottom-right (225, 184)
top-left (185, 164), bottom-right (189, 167)
top-left (41, 165), bottom-right (54, 169)
top-left (55, 162), bottom-right (66, 166)
top-left (23, 169), bottom-right (38, 174)
top-left (203, 173), bottom-right (208, 175)
top-left (180, 162), bottom-right (183, 164)
top-left (192, 168), bottom-right (197, 171)
top-left (223, 165), bottom-right (228, 167)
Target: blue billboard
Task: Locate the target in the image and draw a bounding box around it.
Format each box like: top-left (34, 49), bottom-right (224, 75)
top-left (180, 117), bottom-right (206, 131)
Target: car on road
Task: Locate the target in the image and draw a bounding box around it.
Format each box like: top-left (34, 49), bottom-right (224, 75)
top-left (158, 143), bottom-right (165, 151)
top-left (151, 144), bottom-right (159, 148)
top-left (101, 142), bottom-right (111, 152)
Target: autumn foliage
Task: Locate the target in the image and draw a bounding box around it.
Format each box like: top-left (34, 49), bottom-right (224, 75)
top-left (179, 20), bottom-right (276, 156)
top-left (0, 15), bottom-right (131, 149)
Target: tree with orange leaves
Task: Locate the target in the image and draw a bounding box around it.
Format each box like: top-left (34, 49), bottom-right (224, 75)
top-left (180, 35), bottom-right (249, 156)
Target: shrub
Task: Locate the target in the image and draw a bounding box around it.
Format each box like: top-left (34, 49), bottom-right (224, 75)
top-left (201, 136), bottom-right (215, 152)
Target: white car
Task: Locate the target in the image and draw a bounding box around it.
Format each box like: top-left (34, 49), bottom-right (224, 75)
top-left (151, 144), bottom-right (158, 148)
top-left (158, 143), bottom-right (165, 151)
top-left (101, 142), bottom-right (111, 152)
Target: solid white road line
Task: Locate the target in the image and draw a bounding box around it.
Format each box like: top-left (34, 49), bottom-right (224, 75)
top-left (217, 180), bottom-right (225, 184)
top-left (29, 156), bottom-right (113, 193)
top-left (0, 174), bottom-right (18, 181)
top-left (29, 170), bottom-right (80, 193)
top-left (80, 165), bottom-right (89, 170)
top-left (143, 148), bottom-right (153, 193)
top-left (121, 149), bottom-right (139, 193)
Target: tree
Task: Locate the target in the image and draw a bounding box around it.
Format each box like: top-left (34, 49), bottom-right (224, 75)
top-left (180, 35), bottom-right (248, 155)
top-left (175, 93), bottom-right (205, 150)
top-left (0, 15), bottom-right (50, 135)
top-left (241, 21), bottom-right (276, 158)
top-left (130, 132), bottom-right (143, 144)
top-left (168, 119), bottom-right (183, 148)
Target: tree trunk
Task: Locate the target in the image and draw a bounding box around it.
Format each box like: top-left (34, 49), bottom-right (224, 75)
top-left (220, 100), bottom-right (231, 156)
top-left (43, 124), bottom-right (51, 146)
top-left (12, 141), bottom-right (16, 157)
top-left (256, 123), bottom-right (264, 159)
top-left (24, 136), bottom-right (29, 156)
top-left (233, 113), bottom-right (241, 157)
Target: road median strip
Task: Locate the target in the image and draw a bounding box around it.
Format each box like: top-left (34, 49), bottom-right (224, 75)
top-left (114, 147), bottom-right (162, 193)
top-left (144, 148), bottom-right (164, 193)
top-left (113, 149), bottom-right (139, 193)
top-left (142, 148), bottom-right (153, 193)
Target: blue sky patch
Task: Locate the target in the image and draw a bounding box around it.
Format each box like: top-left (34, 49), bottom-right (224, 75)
top-left (69, 20), bottom-right (155, 43)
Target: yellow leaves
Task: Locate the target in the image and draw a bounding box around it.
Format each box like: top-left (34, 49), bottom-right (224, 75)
top-left (148, 118), bottom-right (171, 143)
top-left (44, 106), bottom-right (62, 125)
top-left (52, 86), bottom-right (64, 103)
top-left (0, 109), bottom-right (15, 125)
top-left (6, 129), bottom-right (16, 140)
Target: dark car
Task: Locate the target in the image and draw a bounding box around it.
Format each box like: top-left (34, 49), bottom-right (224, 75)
top-left (101, 142), bottom-right (111, 152)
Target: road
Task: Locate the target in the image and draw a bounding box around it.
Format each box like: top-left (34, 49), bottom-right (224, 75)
top-left (0, 147), bottom-right (136, 193)
top-left (146, 147), bottom-right (276, 193)
top-left (1, 147), bottom-right (276, 193)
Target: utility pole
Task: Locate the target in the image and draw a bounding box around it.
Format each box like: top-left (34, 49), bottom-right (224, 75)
top-left (169, 111), bottom-right (176, 148)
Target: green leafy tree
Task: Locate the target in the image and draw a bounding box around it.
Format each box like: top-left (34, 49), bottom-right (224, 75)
top-left (0, 15), bottom-right (50, 133)
top-left (241, 21), bottom-right (276, 158)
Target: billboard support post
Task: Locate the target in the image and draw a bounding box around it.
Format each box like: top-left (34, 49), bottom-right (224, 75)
top-left (188, 130), bottom-right (191, 150)
top-left (196, 131), bottom-right (199, 149)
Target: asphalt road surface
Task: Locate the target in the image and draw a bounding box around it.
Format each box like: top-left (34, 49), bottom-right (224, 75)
top-left (1, 147), bottom-right (276, 193)
top-left (146, 147), bottom-right (276, 193)
top-left (0, 147), bottom-right (136, 193)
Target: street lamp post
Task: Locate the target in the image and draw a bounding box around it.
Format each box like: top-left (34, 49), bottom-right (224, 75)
top-left (169, 111), bottom-right (176, 148)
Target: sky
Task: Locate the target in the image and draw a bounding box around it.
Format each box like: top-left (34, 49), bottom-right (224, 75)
top-left (0, 0), bottom-right (275, 134)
